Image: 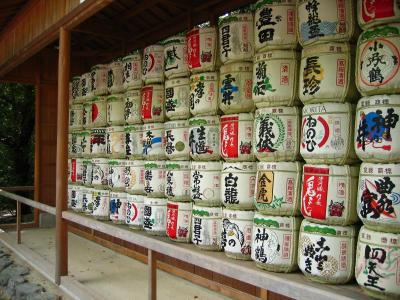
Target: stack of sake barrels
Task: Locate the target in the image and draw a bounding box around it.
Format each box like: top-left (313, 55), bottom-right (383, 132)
top-left (250, 0), bottom-right (302, 272)
top-left (353, 2), bottom-right (400, 298)
top-left (216, 10), bottom-right (255, 259)
top-left (296, 0), bottom-right (361, 285)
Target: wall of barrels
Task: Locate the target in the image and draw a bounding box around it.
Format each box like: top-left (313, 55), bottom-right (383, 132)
top-left (67, 1), bottom-right (400, 298)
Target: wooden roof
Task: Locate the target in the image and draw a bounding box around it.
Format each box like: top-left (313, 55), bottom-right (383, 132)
top-left (0, 0), bottom-right (28, 33)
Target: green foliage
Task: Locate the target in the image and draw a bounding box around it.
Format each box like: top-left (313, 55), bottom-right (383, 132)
top-left (0, 82), bottom-right (35, 216)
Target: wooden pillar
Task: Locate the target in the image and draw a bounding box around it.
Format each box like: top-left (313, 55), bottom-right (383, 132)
top-left (55, 27), bottom-right (71, 285)
top-left (33, 62), bottom-right (41, 227)
top-left (16, 201), bottom-right (21, 244)
top-left (148, 249), bottom-right (157, 300)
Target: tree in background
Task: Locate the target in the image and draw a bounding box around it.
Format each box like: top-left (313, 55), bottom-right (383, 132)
top-left (0, 82), bottom-right (35, 220)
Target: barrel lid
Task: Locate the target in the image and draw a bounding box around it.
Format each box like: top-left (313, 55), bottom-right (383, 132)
top-left (218, 12), bottom-right (253, 27)
top-left (359, 162), bottom-right (400, 175)
top-left (127, 194), bottom-right (144, 203)
top-left (300, 219), bottom-right (357, 237)
top-left (358, 225), bottom-right (399, 246)
top-left (302, 42), bottom-right (350, 58)
top-left (358, 23), bottom-right (400, 45)
top-left (163, 35), bottom-right (186, 46)
top-left (303, 164), bottom-right (360, 177)
top-left (255, 106), bottom-right (299, 116)
top-left (257, 161), bottom-right (302, 172)
top-left (223, 209), bottom-right (254, 220)
top-left (167, 200), bottom-right (192, 210)
top-left (254, 213), bottom-right (300, 229)
top-left (356, 94), bottom-right (400, 110)
top-left (122, 52), bottom-right (141, 61)
top-left (142, 122), bottom-right (164, 130)
top-left (191, 161), bottom-right (222, 171)
top-left (91, 64), bottom-right (107, 70)
top-left (109, 59), bottom-right (123, 66)
top-left (144, 44), bottom-right (164, 52)
top-left (302, 102), bottom-right (352, 115)
top-left (255, 50), bottom-right (299, 62)
top-left (255, 0), bottom-right (296, 10)
top-left (145, 161), bottom-right (166, 169)
top-left (192, 205), bottom-right (222, 217)
top-left (220, 112), bottom-right (254, 122)
top-left (222, 162), bottom-right (256, 172)
top-left (106, 126), bottom-right (124, 133)
top-left (190, 72), bottom-right (218, 82)
top-left (165, 77), bottom-right (190, 88)
top-left (188, 25), bottom-right (216, 33)
top-left (125, 89), bottom-right (141, 97)
top-left (189, 115), bottom-right (220, 126)
top-left (72, 76), bottom-right (81, 80)
top-left (166, 161), bottom-right (190, 170)
top-left (110, 191), bottom-right (127, 198)
top-left (164, 120), bottom-right (189, 129)
top-left (144, 197), bottom-right (167, 206)
top-left (124, 124), bottom-right (143, 132)
top-left (220, 62), bottom-right (253, 74)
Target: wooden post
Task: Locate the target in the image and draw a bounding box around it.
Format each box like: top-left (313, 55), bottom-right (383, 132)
top-left (55, 27), bottom-right (71, 285)
top-left (260, 289), bottom-right (268, 300)
top-left (148, 249), bottom-right (157, 300)
top-left (16, 201), bottom-right (21, 244)
top-left (33, 61), bottom-right (41, 228)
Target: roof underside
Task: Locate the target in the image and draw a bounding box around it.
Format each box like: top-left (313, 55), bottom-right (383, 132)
top-left (0, 0), bottom-right (29, 33)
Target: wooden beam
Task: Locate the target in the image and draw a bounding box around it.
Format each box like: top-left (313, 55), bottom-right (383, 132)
top-left (16, 201), bottom-right (21, 244)
top-left (118, 0), bottom-right (163, 21)
top-left (55, 26), bottom-right (71, 285)
top-left (148, 249), bottom-right (157, 300)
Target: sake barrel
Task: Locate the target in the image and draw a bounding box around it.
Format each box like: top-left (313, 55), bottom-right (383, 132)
top-left (125, 124), bottom-right (143, 160)
top-left (106, 126), bottom-right (125, 158)
top-left (122, 52), bottom-right (142, 90)
top-left (80, 72), bottom-right (92, 102)
top-left (164, 35), bottom-right (189, 79)
top-left (190, 161), bottom-right (222, 206)
top-left (165, 161), bottom-right (191, 201)
top-left (68, 134), bottom-right (73, 157)
top-left (124, 89), bottom-right (141, 125)
top-left (221, 162), bottom-right (256, 210)
top-left (300, 103), bottom-right (358, 164)
top-left (254, 0), bottom-right (297, 51)
top-left (299, 42), bottom-right (358, 104)
top-left (301, 164), bottom-right (359, 226)
top-left (91, 158), bottom-right (109, 188)
top-left (141, 85), bottom-right (165, 123)
top-left (91, 96), bottom-right (107, 127)
top-left (355, 95), bottom-right (400, 162)
top-left (357, 163), bottom-right (400, 233)
top-left (252, 214), bottom-right (301, 273)
top-left (355, 226), bottom-right (400, 299)
top-left (70, 133), bottom-right (79, 157)
top-left (126, 194), bottom-right (144, 229)
top-left (69, 82), bottom-right (73, 105)
top-left (90, 128), bottom-right (107, 157)
top-left (108, 60), bottom-right (124, 94)
top-left (70, 185), bottom-right (83, 212)
top-left (75, 158), bottom-right (84, 185)
top-left (77, 130), bottom-right (91, 158)
top-left (165, 78), bottom-right (190, 120)
top-left (68, 159), bottom-right (72, 183)
top-left (73, 132), bottom-right (84, 157)
top-left (220, 113), bottom-right (254, 162)
top-left (90, 64), bottom-right (108, 96)
top-left (164, 120), bottom-right (189, 160)
top-left (69, 158), bottom-right (79, 184)
top-left (357, 0), bottom-right (400, 30)
top-left (255, 161), bottom-right (302, 216)
top-left (143, 197), bottom-right (167, 236)
top-left (108, 159), bottom-right (127, 191)
top-left (82, 159), bottom-right (93, 187)
top-left (142, 123), bottom-right (166, 160)
top-left (253, 107), bottom-right (300, 161)
top-left (68, 184), bottom-right (73, 209)
top-left (192, 205), bottom-right (222, 251)
top-left (356, 23), bottom-right (400, 96)
top-left (219, 62), bottom-right (254, 114)
top-left (107, 94), bottom-right (125, 126)
top-left (187, 26), bottom-right (217, 73)
top-left (218, 12), bottom-right (254, 64)
top-left (166, 201), bottom-right (192, 243)
top-left (144, 161), bottom-right (166, 198)
top-left (297, 0), bottom-right (356, 47)
top-left (222, 209), bottom-right (254, 260)
top-left (253, 50), bottom-right (299, 108)
top-left (189, 72), bottom-right (219, 116)
top-left (92, 189), bottom-right (110, 220)
top-left (82, 101), bottom-right (92, 129)
top-left (125, 160), bottom-right (145, 195)
top-left (69, 104), bottom-right (83, 131)
top-left (298, 219), bottom-right (356, 284)
top-left (81, 187), bottom-right (94, 215)
top-left (142, 44), bottom-right (164, 84)
top-left (189, 116), bottom-right (220, 161)
top-left (71, 76), bottom-right (81, 103)
top-left (110, 191), bottom-right (127, 224)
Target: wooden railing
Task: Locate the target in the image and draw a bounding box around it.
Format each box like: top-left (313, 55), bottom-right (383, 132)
top-left (0, 188), bottom-right (370, 300)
